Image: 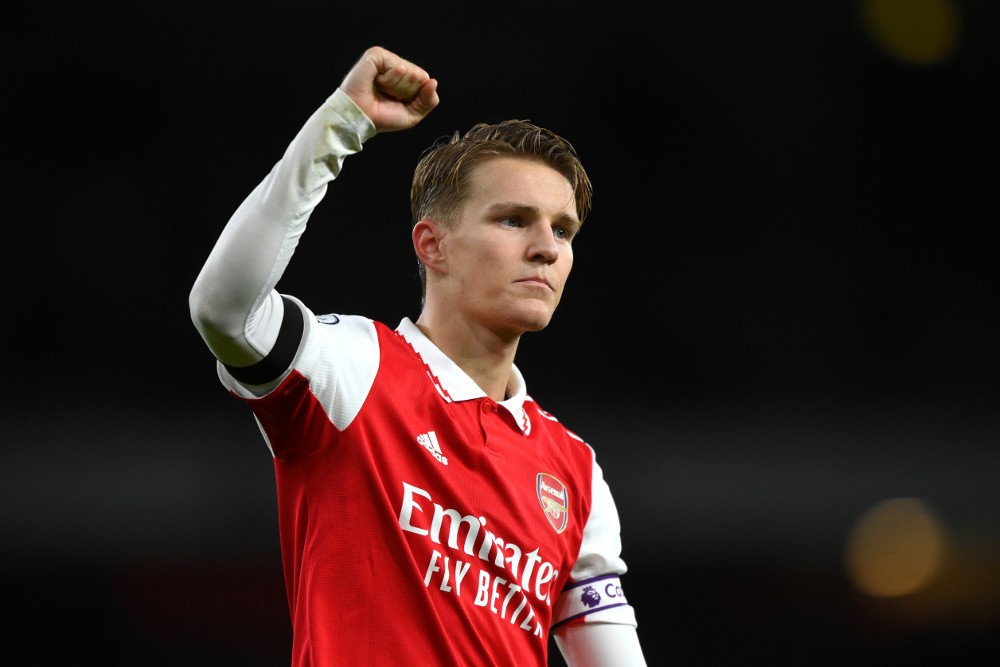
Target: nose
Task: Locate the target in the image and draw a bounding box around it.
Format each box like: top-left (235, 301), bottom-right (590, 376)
top-left (528, 224), bottom-right (560, 263)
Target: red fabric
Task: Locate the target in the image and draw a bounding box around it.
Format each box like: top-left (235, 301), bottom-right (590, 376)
top-left (242, 322), bottom-right (594, 666)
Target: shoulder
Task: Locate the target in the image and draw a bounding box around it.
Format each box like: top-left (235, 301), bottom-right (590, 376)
top-left (526, 396), bottom-right (596, 456)
top-left (294, 311), bottom-right (382, 372)
top-left (304, 311), bottom-right (379, 343)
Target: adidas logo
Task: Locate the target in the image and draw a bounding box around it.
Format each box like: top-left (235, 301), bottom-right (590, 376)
top-left (416, 431), bottom-right (449, 466)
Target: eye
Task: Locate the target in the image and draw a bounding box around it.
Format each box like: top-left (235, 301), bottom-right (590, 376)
top-left (500, 216), bottom-right (521, 228)
top-left (553, 226), bottom-right (575, 241)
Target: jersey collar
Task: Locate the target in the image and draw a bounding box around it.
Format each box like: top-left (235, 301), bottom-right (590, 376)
top-left (396, 318), bottom-right (530, 435)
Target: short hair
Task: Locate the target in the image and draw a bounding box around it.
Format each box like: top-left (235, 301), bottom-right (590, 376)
top-left (410, 119), bottom-right (593, 299)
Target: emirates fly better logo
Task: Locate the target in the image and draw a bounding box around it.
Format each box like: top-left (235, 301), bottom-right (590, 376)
top-left (536, 473), bottom-right (569, 533)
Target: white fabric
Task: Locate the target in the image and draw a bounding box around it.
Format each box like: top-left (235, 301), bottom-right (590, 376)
top-left (555, 622), bottom-right (648, 667)
top-left (189, 89), bottom-right (375, 368)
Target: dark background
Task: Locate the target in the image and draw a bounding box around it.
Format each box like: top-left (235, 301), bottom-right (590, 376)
top-left (4, 1), bottom-right (998, 664)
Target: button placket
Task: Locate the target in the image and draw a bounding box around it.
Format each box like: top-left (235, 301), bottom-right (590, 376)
top-left (478, 398), bottom-right (502, 454)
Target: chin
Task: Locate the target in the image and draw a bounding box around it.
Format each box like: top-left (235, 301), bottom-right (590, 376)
top-left (520, 313), bottom-right (554, 333)
top-left (493, 303), bottom-right (555, 334)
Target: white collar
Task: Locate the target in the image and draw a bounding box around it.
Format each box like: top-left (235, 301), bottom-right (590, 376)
top-left (395, 318), bottom-right (531, 435)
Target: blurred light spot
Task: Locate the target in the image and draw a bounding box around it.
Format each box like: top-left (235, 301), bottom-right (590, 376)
top-left (859, 0), bottom-right (962, 65)
top-left (845, 497), bottom-right (947, 597)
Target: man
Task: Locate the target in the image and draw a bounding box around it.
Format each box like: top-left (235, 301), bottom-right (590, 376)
top-left (189, 45), bottom-right (647, 666)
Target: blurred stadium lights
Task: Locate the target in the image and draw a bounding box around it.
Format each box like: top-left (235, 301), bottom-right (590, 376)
top-left (845, 497), bottom-right (947, 597)
top-left (844, 495), bottom-right (1000, 633)
top-left (859, 0), bottom-right (963, 65)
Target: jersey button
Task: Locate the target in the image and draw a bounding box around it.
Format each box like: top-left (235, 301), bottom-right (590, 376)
top-left (481, 400), bottom-right (495, 414)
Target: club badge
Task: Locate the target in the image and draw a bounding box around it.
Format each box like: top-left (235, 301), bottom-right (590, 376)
top-left (536, 473), bottom-right (569, 533)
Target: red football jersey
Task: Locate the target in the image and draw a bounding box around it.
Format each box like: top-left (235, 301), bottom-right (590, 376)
top-left (220, 306), bottom-right (635, 666)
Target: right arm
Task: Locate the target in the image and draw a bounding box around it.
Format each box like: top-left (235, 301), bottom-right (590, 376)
top-left (188, 46), bottom-right (439, 383)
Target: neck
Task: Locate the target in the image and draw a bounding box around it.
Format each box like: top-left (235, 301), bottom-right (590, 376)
top-left (414, 313), bottom-right (519, 402)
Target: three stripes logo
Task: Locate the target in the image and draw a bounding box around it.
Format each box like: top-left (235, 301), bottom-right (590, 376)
top-left (416, 431), bottom-right (448, 466)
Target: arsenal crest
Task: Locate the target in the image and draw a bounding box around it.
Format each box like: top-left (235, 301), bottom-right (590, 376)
top-left (536, 473), bottom-right (569, 533)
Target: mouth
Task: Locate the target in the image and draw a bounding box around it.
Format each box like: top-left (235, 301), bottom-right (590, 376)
top-left (516, 276), bottom-right (553, 291)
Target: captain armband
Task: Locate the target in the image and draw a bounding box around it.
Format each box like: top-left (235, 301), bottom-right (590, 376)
top-left (551, 574), bottom-right (631, 630)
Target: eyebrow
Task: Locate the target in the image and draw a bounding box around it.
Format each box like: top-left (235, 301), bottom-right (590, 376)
top-left (485, 202), bottom-right (582, 231)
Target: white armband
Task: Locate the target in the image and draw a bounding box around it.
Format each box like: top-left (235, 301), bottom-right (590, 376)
top-left (552, 574), bottom-right (636, 629)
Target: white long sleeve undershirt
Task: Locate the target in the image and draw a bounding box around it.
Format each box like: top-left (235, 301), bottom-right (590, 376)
top-left (189, 89), bottom-right (376, 368)
top-left (188, 88), bottom-right (648, 666)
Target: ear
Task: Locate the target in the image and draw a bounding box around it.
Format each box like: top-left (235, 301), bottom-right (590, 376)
top-left (412, 219), bottom-right (447, 274)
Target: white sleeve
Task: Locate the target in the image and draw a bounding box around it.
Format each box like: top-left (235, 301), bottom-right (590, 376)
top-left (554, 622), bottom-right (648, 667)
top-left (552, 455), bottom-right (638, 628)
top-left (189, 89), bottom-right (376, 369)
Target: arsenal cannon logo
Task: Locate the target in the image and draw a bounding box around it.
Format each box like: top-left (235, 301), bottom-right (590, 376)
top-left (536, 472), bottom-right (569, 533)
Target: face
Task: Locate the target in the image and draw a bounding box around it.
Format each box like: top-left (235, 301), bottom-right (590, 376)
top-left (431, 157), bottom-right (581, 338)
